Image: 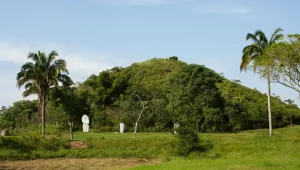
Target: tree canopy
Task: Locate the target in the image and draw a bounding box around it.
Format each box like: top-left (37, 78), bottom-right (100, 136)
top-left (2, 57), bottom-right (298, 134)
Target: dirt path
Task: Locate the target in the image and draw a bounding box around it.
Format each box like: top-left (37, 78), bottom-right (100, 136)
top-left (0, 158), bottom-right (157, 170)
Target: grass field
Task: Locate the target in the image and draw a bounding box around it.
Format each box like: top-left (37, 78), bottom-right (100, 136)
top-left (131, 127), bottom-right (300, 170)
top-left (1, 126), bottom-right (300, 169)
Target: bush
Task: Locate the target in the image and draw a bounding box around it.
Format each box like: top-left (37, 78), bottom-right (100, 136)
top-left (175, 126), bottom-right (200, 156)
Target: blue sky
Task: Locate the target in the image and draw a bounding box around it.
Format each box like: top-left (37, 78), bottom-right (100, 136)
top-left (0, 0), bottom-right (299, 107)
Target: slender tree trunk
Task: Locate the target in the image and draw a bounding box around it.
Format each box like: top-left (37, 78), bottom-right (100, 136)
top-left (267, 73), bottom-right (272, 137)
top-left (134, 122), bottom-right (138, 135)
top-left (290, 115), bottom-right (293, 127)
top-left (42, 89), bottom-right (46, 137)
top-left (132, 94), bottom-right (147, 135)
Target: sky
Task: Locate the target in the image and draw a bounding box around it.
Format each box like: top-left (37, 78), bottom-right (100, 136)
top-left (0, 0), bottom-right (300, 107)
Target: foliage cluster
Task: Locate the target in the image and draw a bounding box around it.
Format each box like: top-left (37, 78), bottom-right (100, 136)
top-left (2, 57), bottom-right (299, 134)
top-left (70, 58), bottom-right (299, 132)
top-left (175, 126), bottom-right (200, 156)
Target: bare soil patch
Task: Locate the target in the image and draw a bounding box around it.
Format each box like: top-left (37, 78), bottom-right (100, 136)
top-left (69, 141), bottom-right (87, 149)
top-left (0, 158), bottom-right (157, 170)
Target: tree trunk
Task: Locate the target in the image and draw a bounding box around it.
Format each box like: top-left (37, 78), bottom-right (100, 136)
top-left (267, 73), bottom-right (272, 137)
top-left (41, 89), bottom-right (46, 137)
top-left (134, 122), bottom-right (138, 135)
top-left (69, 120), bottom-right (74, 140)
top-left (132, 93), bottom-right (147, 135)
top-left (290, 115), bottom-right (293, 127)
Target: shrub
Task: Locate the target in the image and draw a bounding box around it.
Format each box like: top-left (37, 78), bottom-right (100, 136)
top-left (175, 126), bottom-right (200, 156)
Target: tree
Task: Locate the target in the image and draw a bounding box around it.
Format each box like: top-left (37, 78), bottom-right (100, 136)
top-left (16, 51), bottom-right (73, 136)
top-left (240, 28), bottom-right (284, 137)
top-left (284, 99), bottom-right (298, 127)
top-left (263, 34), bottom-right (300, 94)
top-left (0, 100), bottom-right (38, 130)
top-left (167, 64), bottom-right (224, 132)
top-left (132, 93), bottom-right (148, 135)
top-left (49, 86), bottom-right (88, 140)
top-left (118, 92), bottom-right (149, 135)
top-left (0, 106), bottom-right (7, 116)
top-left (169, 56), bottom-right (178, 61)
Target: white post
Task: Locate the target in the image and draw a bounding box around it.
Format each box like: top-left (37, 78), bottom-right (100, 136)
top-left (120, 123), bottom-right (125, 133)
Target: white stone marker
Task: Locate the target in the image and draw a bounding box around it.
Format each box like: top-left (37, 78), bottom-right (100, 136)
top-left (174, 122), bottom-right (180, 134)
top-left (120, 123), bottom-right (125, 133)
top-left (82, 114), bottom-right (89, 132)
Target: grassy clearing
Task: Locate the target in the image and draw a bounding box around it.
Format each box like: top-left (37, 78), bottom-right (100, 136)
top-left (0, 132), bottom-right (174, 160)
top-left (132, 126), bottom-right (300, 170)
top-left (76, 132), bottom-right (174, 159)
top-left (0, 126), bottom-right (300, 169)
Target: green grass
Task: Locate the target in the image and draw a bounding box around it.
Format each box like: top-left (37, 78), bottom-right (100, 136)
top-left (1, 126), bottom-right (300, 169)
top-left (131, 126), bottom-right (300, 170)
top-left (76, 132), bottom-right (174, 158)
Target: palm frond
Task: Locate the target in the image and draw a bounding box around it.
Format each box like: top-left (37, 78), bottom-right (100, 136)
top-left (242, 45), bottom-right (253, 53)
top-left (240, 44), bottom-right (260, 72)
top-left (52, 59), bottom-right (68, 73)
top-left (64, 68), bottom-right (69, 75)
top-left (58, 74), bottom-right (74, 86)
top-left (249, 45), bottom-right (260, 57)
top-left (17, 77), bottom-right (32, 89)
top-left (22, 84), bottom-right (38, 97)
top-left (255, 30), bottom-right (268, 47)
top-left (270, 28), bottom-right (283, 44)
top-left (17, 68), bottom-right (40, 88)
top-left (16, 71), bottom-right (25, 81)
top-left (24, 82), bottom-right (33, 89)
top-left (246, 33), bottom-right (259, 44)
top-left (27, 52), bottom-right (40, 64)
top-left (240, 52), bottom-right (251, 71)
top-left (47, 50), bottom-right (58, 67)
top-left (20, 62), bottom-right (34, 71)
top-left (272, 34), bottom-right (284, 42)
top-left (38, 51), bottom-right (47, 66)
top-left (49, 79), bottom-right (59, 88)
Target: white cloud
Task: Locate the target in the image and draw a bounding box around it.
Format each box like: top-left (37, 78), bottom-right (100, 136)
top-left (0, 42), bottom-right (30, 64)
top-left (0, 41), bottom-right (112, 77)
top-left (196, 5), bottom-right (250, 15)
top-left (93, 0), bottom-right (176, 5)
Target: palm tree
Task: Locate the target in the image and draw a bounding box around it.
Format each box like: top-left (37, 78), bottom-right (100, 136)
top-left (240, 28), bottom-right (284, 137)
top-left (17, 51), bottom-right (73, 136)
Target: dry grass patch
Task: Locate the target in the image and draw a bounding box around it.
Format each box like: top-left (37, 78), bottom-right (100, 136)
top-left (69, 141), bottom-right (87, 149)
top-left (0, 158), bottom-right (158, 170)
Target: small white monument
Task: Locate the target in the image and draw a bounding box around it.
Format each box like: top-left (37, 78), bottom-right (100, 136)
top-left (82, 114), bottom-right (89, 132)
top-left (120, 123), bottom-right (125, 133)
top-left (1, 130), bottom-right (9, 136)
top-left (174, 122), bottom-right (180, 134)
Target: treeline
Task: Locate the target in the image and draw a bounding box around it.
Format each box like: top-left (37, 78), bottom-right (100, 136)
top-left (1, 57), bottom-right (299, 133)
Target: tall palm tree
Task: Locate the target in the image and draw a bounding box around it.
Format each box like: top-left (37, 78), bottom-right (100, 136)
top-left (240, 28), bottom-right (284, 137)
top-left (17, 51), bottom-right (73, 136)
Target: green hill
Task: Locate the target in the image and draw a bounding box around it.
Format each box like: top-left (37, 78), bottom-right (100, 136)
top-left (2, 57), bottom-right (297, 133)
top-left (76, 57), bottom-right (299, 132)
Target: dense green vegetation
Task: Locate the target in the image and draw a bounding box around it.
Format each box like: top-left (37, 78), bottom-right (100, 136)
top-left (1, 57), bottom-right (300, 135)
top-left (62, 57), bottom-right (300, 132)
top-left (1, 126), bottom-right (300, 170)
